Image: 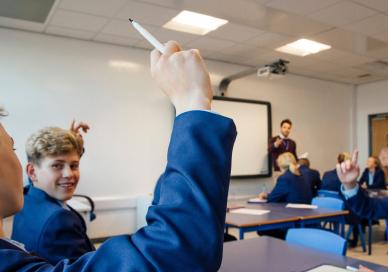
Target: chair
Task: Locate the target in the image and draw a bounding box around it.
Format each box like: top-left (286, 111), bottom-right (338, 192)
top-left (311, 197), bottom-right (344, 235)
top-left (286, 228), bottom-right (347, 256)
top-left (317, 189), bottom-right (341, 199)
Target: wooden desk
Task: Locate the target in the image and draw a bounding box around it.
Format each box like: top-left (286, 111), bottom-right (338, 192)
top-left (220, 236), bottom-right (388, 272)
top-left (226, 203), bottom-right (348, 239)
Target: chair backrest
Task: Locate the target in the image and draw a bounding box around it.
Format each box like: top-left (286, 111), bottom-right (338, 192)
top-left (286, 228), bottom-right (347, 256)
top-left (312, 197), bottom-right (344, 211)
top-left (317, 189), bottom-right (341, 199)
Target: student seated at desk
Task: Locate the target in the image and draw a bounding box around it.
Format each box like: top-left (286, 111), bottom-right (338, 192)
top-left (358, 156), bottom-right (386, 190)
top-left (11, 122), bottom-right (94, 265)
top-left (298, 157), bottom-right (321, 197)
top-left (0, 41), bottom-right (237, 272)
top-left (259, 152), bottom-right (312, 204)
top-left (321, 152), bottom-right (351, 192)
top-left (339, 151), bottom-right (388, 220)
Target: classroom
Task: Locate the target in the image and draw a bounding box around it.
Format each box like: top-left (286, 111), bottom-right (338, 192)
top-left (0, 0), bottom-right (388, 271)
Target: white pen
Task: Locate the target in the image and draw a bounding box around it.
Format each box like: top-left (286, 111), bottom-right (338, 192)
top-left (346, 265), bottom-right (358, 271)
top-left (129, 18), bottom-right (165, 54)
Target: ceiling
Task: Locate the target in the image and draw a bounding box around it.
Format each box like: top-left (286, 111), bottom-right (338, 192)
top-left (2, 0), bottom-right (388, 84)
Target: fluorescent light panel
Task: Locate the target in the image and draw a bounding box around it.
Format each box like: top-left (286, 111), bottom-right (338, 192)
top-left (276, 39), bottom-right (331, 56)
top-left (163, 10), bottom-right (228, 35)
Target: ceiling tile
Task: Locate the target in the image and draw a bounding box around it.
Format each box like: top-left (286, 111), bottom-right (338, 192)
top-left (343, 14), bottom-right (388, 35)
top-left (243, 32), bottom-right (294, 49)
top-left (94, 33), bottom-right (140, 47)
top-left (115, 1), bottom-right (180, 26)
top-left (45, 26), bottom-right (96, 40)
top-left (133, 39), bottom-right (155, 51)
top-left (49, 9), bottom-right (108, 32)
top-left (100, 19), bottom-right (150, 39)
top-left (219, 43), bottom-right (269, 58)
top-left (185, 37), bottom-right (236, 52)
top-left (351, 0), bottom-right (388, 11)
top-left (151, 27), bottom-right (200, 45)
top-left (208, 22), bottom-right (265, 43)
top-left (310, 1), bottom-right (377, 27)
top-left (311, 48), bottom-right (375, 66)
top-left (310, 28), bottom-right (361, 52)
top-left (59, 0), bottom-right (128, 17)
top-left (266, 0), bottom-right (342, 16)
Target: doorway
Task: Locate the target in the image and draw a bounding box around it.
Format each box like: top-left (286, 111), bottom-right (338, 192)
top-left (369, 113), bottom-right (388, 182)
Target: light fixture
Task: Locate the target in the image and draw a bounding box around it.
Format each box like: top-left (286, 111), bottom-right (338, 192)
top-left (276, 39), bottom-right (331, 56)
top-left (163, 10), bottom-right (228, 35)
top-left (109, 60), bottom-right (142, 71)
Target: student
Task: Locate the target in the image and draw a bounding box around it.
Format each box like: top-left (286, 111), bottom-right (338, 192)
top-left (298, 157), bottom-right (321, 197)
top-left (340, 150), bottom-right (388, 220)
top-left (0, 41), bottom-right (237, 271)
top-left (259, 152), bottom-right (312, 204)
top-left (379, 133), bottom-right (388, 182)
top-left (321, 152), bottom-right (350, 192)
top-left (11, 122), bottom-right (93, 265)
top-left (268, 119), bottom-right (297, 173)
top-left (358, 156), bottom-right (386, 190)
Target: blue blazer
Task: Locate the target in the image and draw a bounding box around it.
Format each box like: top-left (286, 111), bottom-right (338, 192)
top-left (299, 165), bottom-right (321, 197)
top-left (11, 185), bottom-right (95, 265)
top-left (321, 169), bottom-right (342, 192)
top-left (268, 170), bottom-right (313, 204)
top-left (358, 168), bottom-right (386, 190)
top-left (1, 111), bottom-right (237, 272)
top-left (344, 188), bottom-right (388, 220)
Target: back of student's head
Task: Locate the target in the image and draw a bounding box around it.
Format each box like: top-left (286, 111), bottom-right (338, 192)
top-left (298, 158), bottom-right (310, 168)
top-left (277, 152), bottom-right (299, 175)
top-left (337, 152), bottom-right (351, 164)
top-left (26, 127), bottom-right (84, 166)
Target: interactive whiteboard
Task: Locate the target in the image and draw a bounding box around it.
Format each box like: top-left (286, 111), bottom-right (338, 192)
top-left (212, 97), bottom-right (272, 178)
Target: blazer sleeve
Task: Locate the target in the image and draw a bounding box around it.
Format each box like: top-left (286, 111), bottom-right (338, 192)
top-left (346, 189), bottom-right (388, 220)
top-left (358, 169), bottom-right (368, 185)
top-left (0, 111), bottom-right (237, 272)
top-left (37, 209), bottom-right (95, 265)
top-left (268, 136), bottom-right (279, 152)
top-left (267, 176), bottom-right (288, 203)
top-left (372, 169), bottom-right (386, 189)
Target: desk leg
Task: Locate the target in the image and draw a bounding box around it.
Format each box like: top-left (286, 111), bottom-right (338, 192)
top-left (385, 219), bottom-right (388, 241)
top-left (239, 229), bottom-right (244, 240)
top-left (368, 219), bottom-right (372, 255)
top-left (225, 226), bottom-right (229, 234)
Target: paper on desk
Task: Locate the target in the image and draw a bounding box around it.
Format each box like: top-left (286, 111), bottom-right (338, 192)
top-left (286, 203), bottom-right (317, 209)
top-left (229, 208), bottom-right (270, 215)
top-left (248, 198), bottom-right (268, 203)
top-left (305, 264), bottom-right (350, 272)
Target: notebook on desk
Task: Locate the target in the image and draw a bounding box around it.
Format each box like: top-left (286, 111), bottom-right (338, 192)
top-left (304, 264), bottom-right (355, 272)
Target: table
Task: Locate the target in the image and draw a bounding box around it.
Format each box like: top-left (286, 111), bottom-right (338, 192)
top-left (226, 203), bottom-right (348, 239)
top-left (220, 236), bottom-right (388, 272)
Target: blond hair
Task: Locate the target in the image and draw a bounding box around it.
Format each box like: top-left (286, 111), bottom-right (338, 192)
top-left (26, 127), bottom-right (84, 165)
top-left (337, 152), bottom-right (351, 164)
top-left (277, 152), bottom-right (300, 175)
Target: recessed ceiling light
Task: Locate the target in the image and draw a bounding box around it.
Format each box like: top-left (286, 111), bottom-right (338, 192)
top-left (276, 39), bottom-right (331, 56)
top-left (163, 10), bottom-right (228, 35)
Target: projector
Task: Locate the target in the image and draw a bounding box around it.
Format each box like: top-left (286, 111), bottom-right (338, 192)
top-left (257, 59), bottom-right (289, 78)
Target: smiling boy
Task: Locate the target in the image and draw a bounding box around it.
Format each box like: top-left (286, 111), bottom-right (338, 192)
top-left (11, 124), bottom-right (94, 264)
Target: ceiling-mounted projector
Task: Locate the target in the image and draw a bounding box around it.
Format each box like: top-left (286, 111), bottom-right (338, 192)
top-left (257, 59), bottom-right (289, 78)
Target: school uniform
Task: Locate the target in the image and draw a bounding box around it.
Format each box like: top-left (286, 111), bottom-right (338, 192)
top-left (0, 110), bottom-right (237, 272)
top-left (358, 168), bottom-right (386, 190)
top-left (299, 165), bottom-right (321, 197)
top-left (267, 170), bottom-right (313, 204)
top-left (342, 185), bottom-right (388, 220)
top-left (321, 169), bottom-right (342, 192)
top-left (11, 185), bottom-right (95, 265)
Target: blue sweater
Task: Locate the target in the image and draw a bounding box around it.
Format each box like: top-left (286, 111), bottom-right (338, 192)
top-left (268, 170), bottom-right (313, 204)
top-left (0, 111), bottom-right (236, 272)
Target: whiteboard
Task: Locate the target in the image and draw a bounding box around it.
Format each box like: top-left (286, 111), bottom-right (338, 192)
top-left (212, 97), bottom-right (272, 178)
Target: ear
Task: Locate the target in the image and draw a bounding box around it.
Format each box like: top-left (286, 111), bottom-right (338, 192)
top-left (26, 163), bottom-right (38, 183)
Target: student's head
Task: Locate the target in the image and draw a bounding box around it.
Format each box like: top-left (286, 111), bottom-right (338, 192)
top-left (366, 156), bottom-right (380, 170)
top-left (337, 152), bottom-right (351, 164)
top-left (26, 127), bottom-right (84, 202)
top-left (0, 108), bottom-right (24, 218)
top-left (277, 152), bottom-right (299, 175)
top-left (298, 158), bottom-right (310, 168)
top-left (280, 119), bottom-right (292, 137)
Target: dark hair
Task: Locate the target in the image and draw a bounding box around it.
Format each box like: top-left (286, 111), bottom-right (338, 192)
top-left (337, 152), bottom-right (351, 164)
top-left (280, 119), bottom-right (292, 127)
top-left (298, 158), bottom-right (310, 167)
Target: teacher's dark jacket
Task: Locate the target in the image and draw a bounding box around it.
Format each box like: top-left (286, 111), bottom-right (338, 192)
top-left (0, 111), bottom-right (237, 272)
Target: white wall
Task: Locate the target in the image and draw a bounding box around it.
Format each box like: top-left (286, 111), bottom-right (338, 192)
top-left (356, 80), bottom-right (388, 167)
top-left (1, 28), bottom-right (355, 236)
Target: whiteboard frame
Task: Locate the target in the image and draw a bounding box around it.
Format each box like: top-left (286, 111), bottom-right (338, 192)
top-left (213, 96), bottom-right (272, 179)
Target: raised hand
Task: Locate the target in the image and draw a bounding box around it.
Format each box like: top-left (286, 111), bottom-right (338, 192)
top-left (70, 120), bottom-right (90, 138)
top-left (150, 41), bottom-right (212, 116)
top-left (274, 137), bottom-right (283, 148)
top-left (336, 150), bottom-right (360, 190)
